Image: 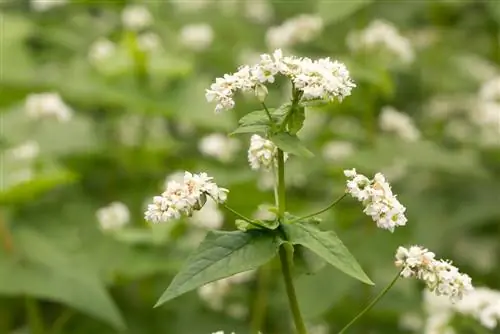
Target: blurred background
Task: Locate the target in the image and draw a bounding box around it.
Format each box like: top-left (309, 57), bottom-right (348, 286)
top-left (0, 0), bottom-right (499, 333)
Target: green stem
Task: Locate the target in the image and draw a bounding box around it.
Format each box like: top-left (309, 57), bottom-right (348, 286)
top-left (279, 246), bottom-right (307, 334)
top-left (337, 271), bottom-right (401, 334)
top-left (49, 310), bottom-right (73, 334)
top-left (277, 149), bottom-right (286, 220)
top-left (289, 193), bottom-right (347, 224)
top-left (262, 102), bottom-right (274, 130)
top-left (250, 263), bottom-right (271, 334)
top-left (25, 297), bottom-right (44, 334)
top-left (219, 202), bottom-right (255, 224)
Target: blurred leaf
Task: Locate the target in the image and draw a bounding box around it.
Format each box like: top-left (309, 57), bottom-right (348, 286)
top-left (270, 132), bottom-right (314, 158)
top-left (155, 230), bottom-right (280, 306)
top-left (317, 0), bottom-right (372, 24)
top-left (283, 223), bottom-right (373, 285)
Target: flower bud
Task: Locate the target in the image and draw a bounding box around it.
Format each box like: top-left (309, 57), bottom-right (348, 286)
top-left (254, 84), bottom-right (268, 103)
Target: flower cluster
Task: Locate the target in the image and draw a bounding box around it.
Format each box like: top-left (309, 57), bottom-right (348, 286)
top-left (344, 169), bottom-right (407, 232)
top-left (199, 133), bottom-right (240, 163)
top-left (347, 20), bottom-right (414, 64)
top-left (322, 140), bottom-right (355, 163)
top-left (205, 49), bottom-right (355, 113)
top-left (474, 76), bottom-right (500, 147)
top-left (121, 5), bottom-right (152, 31)
top-left (96, 202), bottom-right (130, 232)
top-left (88, 38), bottom-right (115, 64)
top-left (25, 92), bottom-right (72, 122)
top-left (190, 198), bottom-right (224, 230)
top-left (395, 246), bottom-right (473, 302)
top-left (180, 23), bottom-right (214, 52)
top-left (266, 14), bottom-right (323, 49)
top-left (379, 106), bottom-right (421, 142)
top-left (248, 134), bottom-right (288, 170)
top-left (144, 172), bottom-right (228, 224)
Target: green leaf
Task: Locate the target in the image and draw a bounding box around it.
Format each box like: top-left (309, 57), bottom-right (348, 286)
top-left (235, 219), bottom-right (261, 232)
top-left (293, 245), bottom-right (326, 276)
top-left (287, 105), bottom-right (305, 135)
top-left (317, 0), bottom-right (372, 24)
top-left (229, 124), bottom-right (270, 136)
top-left (238, 109), bottom-right (275, 127)
top-left (282, 223), bottom-right (373, 285)
top-left (155, 230), bottom-right (280, 306)
top-left (270, 132), bottom-right (314, 158)
top-left (255, 219), bottom-right (279, 230)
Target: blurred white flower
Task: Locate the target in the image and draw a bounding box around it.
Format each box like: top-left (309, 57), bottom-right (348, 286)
top-left (479, 76), bottom-right (500, 102)
top-left (121, 5), bottom-right (153, 31)
top-left (395, 245), bottom-right (473, 303)
top-left (164, 171), bottom-right (185, 188)
top-left (88, 38), bottom-right (115, 64)
top-left (379, 106), bottom-right (420, 142)
top-left (266, 14), bottom-right (323, 49)
top-left (179, 23), bottom-right (214, 52)
top-left (206, 49), bottom-right (355, 113)
top-left (347, 20), bottom-right (414, 64)
top-left (244, 0), bottom-right (273, 24)
top-left (308, 323), bottom-right (329, 334)
top-left (190, 198), bottom-right (224, 230)
top-left (399, 312), bottom-right (424, 331)
top-left (96, 202), bottom-right (130, 232)
top-left (322, 141), bottom-right (354, 162)
top-left (344, 169), bottom-right (407, 232)
top-left (198, 133), bottom-right (240, 163)
top-left (252, 203), bottom-right (277, 221)
top-left (6, 141), bottom-right (39, 161)
top-left (137, 32), bottom-right (161, 52)
top-left (226, 303), bottom-right (248, 319)
top-left (25, 92), bottom-right (72, 122)
top-left (31, 0), bottom-right (66, 12)
top-left (145, 172), bottom-right (228, 224)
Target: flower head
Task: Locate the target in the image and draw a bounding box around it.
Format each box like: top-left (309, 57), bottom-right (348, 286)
top-left (248, 134), bottom-right (288, 170)
top-left (206, 49), bottom-right (355, 113)
top-left (88, 38), bottom-right (115, 64)
top-left (266, 14), bottom-right (323, 49)
top-left (344, 169), bottom-right (407, 232)
top-left (180, 23), bottom-right (214, 52)
top-left (25, 92), bottom-right (72, 122)
top-left (379, 106), bottom-right (420, 142)
top-left (121, 5), bottom-right (152, 31)
top-left (395, 245), bottom-right (473, 302)
top-left (199, 133), bottom-right (240, 163)
top-left (96, 202), bottom-right (130, 231)
top-left (144, 171), bottom-right (228, 224)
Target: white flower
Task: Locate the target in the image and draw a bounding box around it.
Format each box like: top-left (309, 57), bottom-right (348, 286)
top-left (379, 106), bottom-right (420, 142)
top-left (31, 0), bottom-right (65, 12)
top-left (164, 171), bottom-right (186, 188)
top-left (344, 169), bottom-right (407, 232)
top-left (190, 198), bottom-right (224, 230)
top-left (25, 92), bottom-right (72, 122)
top-left (347, 20), bottom-right (414, 64)
top-left (395, 246), bottom-right (473, 302)
top-left (145, 171), bottom-right (228, 224)
top-left (96, 202), bottom-right (130, 231)
top-left (206, 49), bottom-right (355, 113)
top-left (6, 141), bottom-right (39, 161)
top-left (266, 14), bottom-right (323, 49)
top-left (179, 23), bottom-right (214, 52)
top-left (479, 76), bottom-right (500, 102)
top-left (88, 38), bottom-right (115, 64)
top-left (137, 32), bottom-right (161, 52)
top-left (248, 134), bottom-right (281, 170)
top-left (121, 5), bottom-right (152, 31)
top-left (198, 133), bottom-right (240, 163)
top-left (322, 141), bottom-right (354, 162)
top-left (244, 0), bottom-right (273, 24)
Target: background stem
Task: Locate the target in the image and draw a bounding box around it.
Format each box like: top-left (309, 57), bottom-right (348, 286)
top-left (277, 149), bottom-right (286, 219)
top-left (25, 297), bottom-right (44, 334)
top-left (250, 263), bottom-right (270, 334)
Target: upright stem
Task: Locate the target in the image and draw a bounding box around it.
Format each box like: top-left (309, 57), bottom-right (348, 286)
top-left (337, 271), bottom-right (401, 334)
top-left (25, 297), bottom-right (44, 334)
top-left (279, 246), bottom-right (307, 334)
top-left (276, 148), bottom-right (307, 334)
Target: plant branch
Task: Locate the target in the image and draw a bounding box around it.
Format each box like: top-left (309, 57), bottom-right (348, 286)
top-left (337, 271), bottom-right (401, 334)
top-left (262, 102), bottom-right (274, 129)
top-left (289, 193), bottom-right (347, 224)
top-left (277, 149), bottom-right (286, 220)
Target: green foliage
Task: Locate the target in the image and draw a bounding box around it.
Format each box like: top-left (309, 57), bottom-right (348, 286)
top-left (270, 133), bottom-right (314, 158)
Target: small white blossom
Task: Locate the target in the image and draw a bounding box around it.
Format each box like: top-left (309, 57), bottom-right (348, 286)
top-left (198, 133), bottom-right (240, 163)
top-left (344, 169), bottom-right (407, 232)
top-left (479, 76), bottom-right (500, 102)
top-left (88, 38), bottom-right (115, 64)
top-left (179, 23), bottom-right (214, 52)
top-left (379, 106), bottom-right (420, 142)
top-left (6, 141), bottom-right (39, 161)
top-left (137, 32), bottom-right (161, 52)
top-left (266, 14), bottom-right (323, 49)
top-left (206, 49), bottom-right (355, 113)
top-left (31, 0), bottom-right (65, 12)
top-left (347, 20), bottom-right (414, 64)
top-left (25, 92), bottom-right (72, 122)
top-left (248, 134), bottom-right (286, 170)
top-left (395, 246), bottom-right (473, 303)
top-left (244, 0), bottom-right (273, 24)
top-left (322, 141), bottom-right (354, 162)
top-left (190, 198), bottom-right (224, 230)
top-left (121, 5), bottom-right (152, 31)
top-left (145, 171), bottom-right (228, 224)
top-left (96, 202), bottom-right (130, 231)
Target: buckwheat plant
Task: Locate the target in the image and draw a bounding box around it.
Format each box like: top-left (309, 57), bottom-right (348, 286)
top-left (145, 49), bottom-right (473, 333)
